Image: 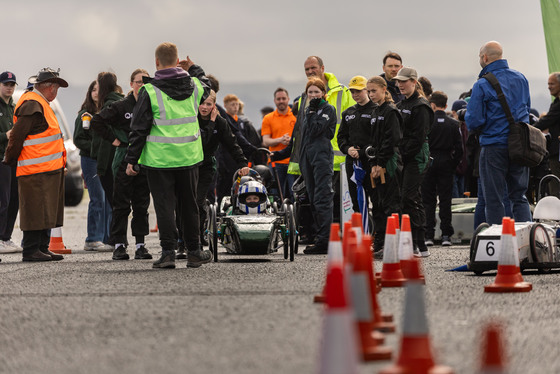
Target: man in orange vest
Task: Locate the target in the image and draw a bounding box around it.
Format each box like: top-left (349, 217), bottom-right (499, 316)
top-left (3, 68), bottom-right (68, 262)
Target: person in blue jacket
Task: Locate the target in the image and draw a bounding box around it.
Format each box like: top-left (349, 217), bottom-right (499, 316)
top-left (465, 41), bottom-right (532, 225)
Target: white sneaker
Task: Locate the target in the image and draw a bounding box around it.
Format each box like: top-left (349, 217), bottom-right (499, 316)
top-left (441, 236), bottom-right (452, 247)
top-left (425, 239), bottom-right (434, 246)
top-left (84, 241), bottom-right (114, 252)
top-left (0, 240), bottom-right (23, 253)
top-left (413, 250), bottom-right (431, 258)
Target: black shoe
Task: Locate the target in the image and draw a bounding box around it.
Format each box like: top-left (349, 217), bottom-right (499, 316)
top-left (176, 242), bottom-right (187, 260)
top-left (112, 245), bottom-right (130, 260)
top-left (153, 251), bottom-right (176, 269)
top-left (299, 235), bottom-right (313, 245)
top-left (187, 249), bottom-right (213, 268)
top-left (22, 251), bottom-right (52, 262)
top-left (303, 244), bottom-right (328, 255)
top-left (44, 249), bottom-right (64, 261)
top-left (134, 245), bottom-right (152, 260)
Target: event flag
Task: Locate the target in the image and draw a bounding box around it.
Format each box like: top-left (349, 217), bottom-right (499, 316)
top-left (541, 0), bottom-right (560, 73)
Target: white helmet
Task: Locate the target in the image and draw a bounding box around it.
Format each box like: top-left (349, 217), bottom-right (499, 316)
top-left (237, 180), bottom-right (268, 214)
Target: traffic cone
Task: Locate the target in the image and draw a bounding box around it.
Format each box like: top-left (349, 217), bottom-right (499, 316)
top-left (484, 217), bottom-right (532, 293)
top-left (317, 259), bottom-right (360, 374)
top-left (377, 216), bottom-right (407, 287)
top-left (347, 232), bottom-right (392, 361)
top-left (351, 212), bottom-right (364, 242)
top-left (49, 227), bottom-right (71, 254)
top-left (392, 212), bottom-right (400, 246)
top-left (150, 223), bottom-right (158, 232)
top-left (478, 322), bottom-right (507, 374)
top-left (379, 257), bottom-right (454, 374)
top-left (399, 214), bottom-right (425, 283)
top-left (314, 223), bottom-right (343, 303)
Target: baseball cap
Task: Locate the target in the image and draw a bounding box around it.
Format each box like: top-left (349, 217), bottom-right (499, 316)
top-left (0, 71), bottom-right (17, 84)
top-left (451, 100), bottom-right (468, 112)
top-left (348, 75), bottom-right (367, 90)
top-left (392, 67), bottom-right (418, 81)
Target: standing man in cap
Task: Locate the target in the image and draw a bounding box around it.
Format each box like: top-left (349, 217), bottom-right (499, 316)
top-left (465, 41), bottom-right (532, 225)
top-left (0, 71), bottom-right (22, 256)
top-left (3, 68), bottom-right (68, 261)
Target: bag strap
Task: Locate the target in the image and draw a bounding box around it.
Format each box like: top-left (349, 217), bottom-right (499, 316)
top-left (482, 72), bottom-right (515, 126)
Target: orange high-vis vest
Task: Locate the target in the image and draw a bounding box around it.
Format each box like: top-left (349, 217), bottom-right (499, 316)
top-left (13, 91), bottom-right (66, 177)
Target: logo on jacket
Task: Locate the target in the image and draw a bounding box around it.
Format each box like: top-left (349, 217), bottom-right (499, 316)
top-left (345, 114), bottom-right (356, 121)
top-left (371, 118), bottom-right (376, 125)
top-left (322, 113), bottom-right (330, 121)
top-left (125, 112), bottom-right (133, 120)
top-left (361, 114), bottom-right (372, 119)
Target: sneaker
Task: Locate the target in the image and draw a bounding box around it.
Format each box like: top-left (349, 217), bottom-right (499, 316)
top-left (425, 238), bottom-right (434, 247)
top-left (134, 245), bottom-right (152, 260)
top-left (0, 240), bottom-right (23, 253)
top-left (441, 236), bottom-right (452, 247)
top-left (84, 241), bottom-right (113, 252)
top-left (414, 250), bottom-right (431, 258)
top-left (187, 249), bottom-right (213, 268)
top-left (112, 245), bottom-right (130, 260)
top-left (374, 249), bottom-right (384, 260)
top-left (413, 248), bottom-right (421, 257)
top-left (303, 244), bottom-right (328, 255)
top-left (176, 242), bottom-right (187, 260)
top-left (153, 251), bottom-right (176, 269)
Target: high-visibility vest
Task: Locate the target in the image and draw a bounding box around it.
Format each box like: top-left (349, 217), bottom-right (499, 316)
top-left (138, 79), bottom-right (204, 168)
top-left (14, 91), bottom-right (66, 177)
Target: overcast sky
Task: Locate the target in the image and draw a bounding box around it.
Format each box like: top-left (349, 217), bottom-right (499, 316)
top-left (2, 1), bottom-right (552, 108)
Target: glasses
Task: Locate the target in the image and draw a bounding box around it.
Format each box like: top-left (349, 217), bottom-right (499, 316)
top-left (133, 80), bottom-right (144, 85)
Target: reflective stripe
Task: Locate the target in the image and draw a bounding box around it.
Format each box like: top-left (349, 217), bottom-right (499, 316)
top-left (336, 89), bottom-right (343, 124)
top-left (152, 84), bottom-right (200, 123)
top-left (154, 116), bottom-right (197, 126)
top-left (22, 133), bottom-right (63, 147)
top-left (146, 130), bottom-right (200, 144)
top-left (17, 152), bottom-right (63, 167)
top-left (334, 150), bottom-right (344, 157)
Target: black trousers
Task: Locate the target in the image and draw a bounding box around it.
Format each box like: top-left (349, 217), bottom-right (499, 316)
top-left (0, 164), bottom-right (18, 241)
top-left (146, 167), bottom-right (199, 252)
top-left (401, 160), bottom-right (427, 244)
top-left (369, 169), bottom-right (401, 247)
top-left (422, 156), bottom-right (454, 238)
top-left (99, 170), bottom-right (114, 208)
top-left (196, 167), bottom-right (216, 237)
top-left (109, 161), bottom-right (150, 246)
top-left (22, 229), bottom-right (50, 256)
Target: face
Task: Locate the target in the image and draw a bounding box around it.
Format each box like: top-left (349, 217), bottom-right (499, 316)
top-left (383, 57), bottom-right (402, 80)
top-left (304, 57), bottom-right (324, 78)
top-left (479, 48), bottom-right (487, 68)
top-left (224, 100), bottom-right (239, 116)
top-left (396, 79), bottom-right (416, 98)
top-left (130, 73), bottom-right (147, 96)
top-left (0, 82), bottom-right (16, 99)
top-left (43, 83), bottom-right (60, 102)
top-left (548, 74), bottom-right (560, 97)
top-left (306, 85), bottom-right (324, 100)
top-left (274, 91), bottom-right (289, 112)
top-left (366, 82), bottom-right (385, 105)
top-left (199, 96), bottom-right (215, 117)
top-left (350, 88), bottom-right (369, 105)
top-left (245, 195), bottom-right (260, 203)
top-left (91, 82), bottom-right (99, 104)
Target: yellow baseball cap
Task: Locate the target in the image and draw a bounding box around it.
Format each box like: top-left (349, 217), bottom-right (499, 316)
top-left (348, 75), bottom-right (367, 90)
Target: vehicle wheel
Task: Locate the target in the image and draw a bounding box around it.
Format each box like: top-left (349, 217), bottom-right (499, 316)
top-left (293, 201), bottom-right (300, 254)
top-left (469, 222), bottom-right (490, 264)
top-left (287, 204), bottom-right (296, 261)
top-left (529, 223), bottom-right (552, 267)
top-left (208, 203), bottom-right (219, 262)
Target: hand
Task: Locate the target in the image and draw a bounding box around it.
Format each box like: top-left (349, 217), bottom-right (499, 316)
top-left (126, 163), bottom-right (139, 176)
top-left (309, 98), bottom-right (321, 111)
top-left (239, 166), bottom-right (250, 176)
top-left (178, 56), bottom-right (195, 71)
top-left (6, 129), bottom-right (11, 139)
top-left (371, 165), bottom-right (382, 178)
top-left (348, 146), bottom-right (360, 159)
top-left (210, 106), bottom-right (218, 122)
top-left (112, 139), bottom-right (121, 147)
top-left (281, 134), bottom-right (291, 145)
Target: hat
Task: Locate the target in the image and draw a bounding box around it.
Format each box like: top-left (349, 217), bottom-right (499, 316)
top-left (28, 67), bottom-right (68, 87)
top-left (0, 71), bottom-right (17, 84)
top-left (451, 99), bottom-right (468, 112)
top-left (392, 67), bottom-right (418, 81)
top-left (348, 75), bottom-right (367, 90)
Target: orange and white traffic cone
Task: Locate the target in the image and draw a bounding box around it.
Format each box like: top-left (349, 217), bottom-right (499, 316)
top-left (478, 321), bottom-right (507, 374)
top-left (346, 232), bottom-right (392, 361)
top-left (317, 256), bottom-right (359, 374)
top-left (314, 223), bottom-right (343, 303)
top-left (380, 257), bottom-right (454, 374)
top-left (351, 212), bottom-right (364, 241)
top-left (399, 214), bottom-right (425, 283)
top-left (49, 227), bottom-right (71, 254)
top-left (377, 216), bottom-right (406, 287)
top-left (150, 223), bottom-right (158, 233)
top-left (392, 212), bottom-right (400, 246)
top-left (484, 217), bottom-right (532, 293)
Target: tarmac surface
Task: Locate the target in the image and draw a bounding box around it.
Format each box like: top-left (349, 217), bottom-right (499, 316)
top-left (1, 197), bottom-right (560, 374)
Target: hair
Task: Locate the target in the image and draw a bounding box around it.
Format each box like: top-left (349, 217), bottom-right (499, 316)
top-left (155, 42), bottom-right (178, 67)
top-left (206, 89), bottom-right (217, 104)
top-left (223, 94), bottom-right (239, 105)
top-left (306, 56), bottom-right (324, 67)
top-left (305, 77), bottom-right (327, 99)
top-left (429, 91), bottom-right (448, 108)
top-left (238, 100), bottom-right (245, 115)
top-left (130, 68), bottom-right (149, 83)
top-left (383, 51), bottom-right (402, 65)
top-left (551, 72), bottom-right (560, 84)
top-left (96, 72), bottom-right (118, 110)
top-left (418, 76), bottom-right (433, 97)
top-left (367, 76), bottom-right (393, 103)
top-left (80, 80), bottom-right (98, 114)
top-left (261, 106), bottom-right (274, 116)
top-left (207, 74), bottom-right (220, 93)
top-left (414, 81), bottom-right (426, 98)
top-left (274, 87), bottom-right (289, 98)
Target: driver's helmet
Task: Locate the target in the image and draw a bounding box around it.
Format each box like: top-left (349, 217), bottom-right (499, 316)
top-left (237, 180), bottom-right (268, 214)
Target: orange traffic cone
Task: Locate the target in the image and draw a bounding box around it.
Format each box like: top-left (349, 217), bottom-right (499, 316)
top-left (378, 216), bottom-right (406, 287)
top-left (478, 322), bottom-right (507, 374)
top-left (399, 214), bottom-right (425, 282)
top-left (484, 217), bottom-right (532, 293)
top-left (150, 223), bottom-right (158, 233)
top-left (346, 232), bottom-right (392, 361)
top-left (380, 257), bottom-right (454, 374)
top-left (351, 212), bottom-right (364, 241)
top-left (392, 212), bottom-right (400, 245)
top-left (49, 227), bottom-right (71, 254)
top-left (314, 223), bottom-right (343, 303)
top-left (317, 257), bottom-right (359, 374)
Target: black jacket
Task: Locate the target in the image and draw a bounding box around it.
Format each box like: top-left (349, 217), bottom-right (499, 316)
top-left (199, 113), bottom-right (247, 169)
top-left (428, 110), bottom-right (463, 166)
top-left (337, 100), bottom-right (377, 159)
top-left (397, 92), bottom-right (433, 163)
top-left (535, 97), bottom-right (560, 157)
top-left (368, 101), bottom-right (403, 171)
top-left (91, 93), bottom-right (136, 146)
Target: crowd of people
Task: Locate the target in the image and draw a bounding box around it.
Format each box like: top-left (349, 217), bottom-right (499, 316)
top-left (0, 40), bottom-right (558, 265)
